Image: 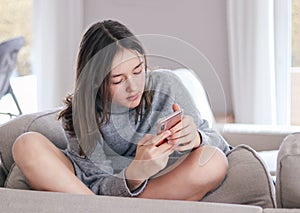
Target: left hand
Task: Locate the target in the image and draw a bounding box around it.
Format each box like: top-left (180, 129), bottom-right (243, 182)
top-left (168, 103), bottom-right (201, 152)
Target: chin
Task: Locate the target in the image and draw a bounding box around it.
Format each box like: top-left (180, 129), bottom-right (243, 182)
top-left (128, 102), bottom-right (139, 109)
top-left (128, 98), bottom-right (142, 109)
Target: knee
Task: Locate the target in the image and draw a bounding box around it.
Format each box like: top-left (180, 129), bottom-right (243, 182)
top-left (12, 132), bottom-right (45, 163)
top-left (189, 146), bottom-right (228, 188)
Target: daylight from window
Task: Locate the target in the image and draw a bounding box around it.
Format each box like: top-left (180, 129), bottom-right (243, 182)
top-left (0, 0), bottom-right (35, 124)
top-left (0, 0), bottom-right (32, 76)
top-left (291, 0), bottom-right (300, 125)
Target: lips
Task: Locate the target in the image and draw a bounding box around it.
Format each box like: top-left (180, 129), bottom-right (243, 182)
top-left (127, 92), bottom-right (140, 101)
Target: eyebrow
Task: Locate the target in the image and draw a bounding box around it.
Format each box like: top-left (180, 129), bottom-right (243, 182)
top-left (111, 62), bottom-right (143, 78)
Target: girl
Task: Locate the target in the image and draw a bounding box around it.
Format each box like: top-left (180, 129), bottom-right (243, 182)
top-left (12, 20), bottom-right (230, 201)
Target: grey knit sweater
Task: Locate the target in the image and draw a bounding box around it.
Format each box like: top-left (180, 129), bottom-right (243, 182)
top-left (64, 69), bottom-right (231, 197)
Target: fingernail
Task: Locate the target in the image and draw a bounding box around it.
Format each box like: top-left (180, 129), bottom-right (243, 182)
top-left (167, 141), bottom-right (174, 145)
top-left (166, 130), bottom-right (172, 136)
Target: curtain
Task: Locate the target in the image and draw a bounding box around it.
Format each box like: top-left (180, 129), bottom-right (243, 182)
top-left (274, 0), bottom-right (292, 124)
top-left (227, 0), bottom-right (291, 124)
top-left (32, 0), bottom-right (83, 110)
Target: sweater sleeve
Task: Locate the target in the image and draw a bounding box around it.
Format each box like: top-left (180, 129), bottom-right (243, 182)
top-left (65, 134), bottom-right (148, 196)
top-left (197, 119), bottom-right (231, 154)
top-left (155, 70), bottom-right (231, 154)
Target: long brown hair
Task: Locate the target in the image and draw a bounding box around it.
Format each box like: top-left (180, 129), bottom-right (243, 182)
top-left (58, 20), bottom-right (152, 155)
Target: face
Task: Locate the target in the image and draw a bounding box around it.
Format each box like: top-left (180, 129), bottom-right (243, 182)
top-left (110, 49), bottom-right (145, 109)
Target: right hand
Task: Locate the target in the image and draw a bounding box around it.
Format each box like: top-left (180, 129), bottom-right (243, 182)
top-left (125, 131), bottom-right (175, 187)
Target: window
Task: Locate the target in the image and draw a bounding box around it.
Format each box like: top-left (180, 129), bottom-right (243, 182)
top-left (292, 0), bottom-right (300, 67)
top-left (291, 0), bottom-right (300, 125)
top-left (0, 0), bottom-right (32, 76)
top-left (0, 0), bottom-right (34, 124)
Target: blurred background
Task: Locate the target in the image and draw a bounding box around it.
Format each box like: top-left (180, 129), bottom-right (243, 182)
top-left (0, 0), bottom-right (299, 126)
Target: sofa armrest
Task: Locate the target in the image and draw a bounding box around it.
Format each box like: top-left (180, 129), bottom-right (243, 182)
top-left (0, 108), bottom-right (66, 186)
top-left (216, 123), bottom-right (300, 151)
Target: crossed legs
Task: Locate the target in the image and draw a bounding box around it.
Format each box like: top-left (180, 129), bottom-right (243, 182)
top-left (12, 132), bottom-right (228, 200)
top-left (138, 145), bottom-right (228, 200)
top-left (12, 132), bottom-right (93, 195)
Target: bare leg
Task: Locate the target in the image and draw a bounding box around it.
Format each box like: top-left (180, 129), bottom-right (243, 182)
top-left (12, 132), bottom-right (93, 195)
top-left (138, 146), bottom-right (228, 201)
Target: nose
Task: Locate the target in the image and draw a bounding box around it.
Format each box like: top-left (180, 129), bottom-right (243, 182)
top-left (125, 76), bottom-right (138, 92)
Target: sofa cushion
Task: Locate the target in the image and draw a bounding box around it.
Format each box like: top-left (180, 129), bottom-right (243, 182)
top-left (0, 188), bottom-right (263, 213)
top-left (0, 108), bottom-right (67, 186)
top-left (276, 133), bottom-right (300, 208)
top-left (4, 163), bottom-right (30, 189)
top-left (0, 152), bottom-right (5, 186)
top-left (172, 68), bottom-right (215, 128)
top-left (202, 144), bottom-right (276, 208)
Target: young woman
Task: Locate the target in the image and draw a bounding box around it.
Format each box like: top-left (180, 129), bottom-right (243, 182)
top-left (12, 20), bottom-right (230, 201)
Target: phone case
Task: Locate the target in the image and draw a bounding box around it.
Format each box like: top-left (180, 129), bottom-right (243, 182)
top-left (157, 110), bottom-right (183, 135)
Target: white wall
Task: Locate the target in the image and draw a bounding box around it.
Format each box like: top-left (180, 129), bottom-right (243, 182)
top-left (83, 0), bottom-right (232, 117)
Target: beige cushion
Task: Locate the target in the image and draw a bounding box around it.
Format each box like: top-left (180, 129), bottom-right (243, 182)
top-left (172, 68), bottom-right (215, 128)
top-left (276, 133), bottom-right (300, 208)
top-left (5, 144), bottom-right (275, 208)
top-left (4, 163), bottom-right (30, 190)
top-left (202, 145), bottom-right (276, 208)
top-left (0, 108), bottom-right (67, 186)
top-left (0, 188), bottom-right (263, 213)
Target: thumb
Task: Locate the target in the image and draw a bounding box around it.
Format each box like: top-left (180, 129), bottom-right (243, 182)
top-left (172, 103), bottom-right (181, 112)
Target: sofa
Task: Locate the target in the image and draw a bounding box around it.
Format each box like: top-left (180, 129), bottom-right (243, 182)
top-left (0, 69), bottom-right (300, 212)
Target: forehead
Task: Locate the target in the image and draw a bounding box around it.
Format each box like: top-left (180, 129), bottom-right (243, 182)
top-left (111, 49), bottom-right (141, 74)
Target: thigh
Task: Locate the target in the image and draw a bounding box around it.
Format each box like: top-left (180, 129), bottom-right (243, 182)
top-left (35, 132), bottom-right (75, 174)
top-left (14, 131), bottom-right (75, 174)
top-left (46, 142), bottom-right (75, 174)
top-left (138, 146), bottom-right (227, 200)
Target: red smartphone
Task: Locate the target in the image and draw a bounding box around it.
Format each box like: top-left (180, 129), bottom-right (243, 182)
top-left (156, 110), bottom-right (183, 146)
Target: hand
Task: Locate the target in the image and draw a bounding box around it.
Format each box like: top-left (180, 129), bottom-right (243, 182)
top-left (168, 103), bottom-right (201, 152)
top-left (125, 131), bottom-right (175, 189)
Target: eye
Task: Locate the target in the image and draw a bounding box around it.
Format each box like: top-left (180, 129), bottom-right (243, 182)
top-left (133, 69), bottom-right (143, 75)
top-left (111, 78), bottom-right (123, 85)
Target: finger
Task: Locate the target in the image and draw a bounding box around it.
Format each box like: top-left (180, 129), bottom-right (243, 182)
top-left (164, 146), bottom-right (176, 156)
top-left (174, 130), bottom-right (200, 151)
top-left (169, 131), bottom-right (190, 144)
top-left (169, 122), bottom-right (194, 139)
top-left (138, 134), bottom-right (153, 146)
top-left (172, 103), bottom-right (181, 112)
top-left (170, 116), bottom-right (196, 135)
top-left (158, 140), bottom-right (176, 150)
top-left (153, 130), bottom-right (172, 146)
top-left (167, 121), bottom-right (190, 145)
top-left (169, 120), bottom-right (188, 135)
top-left (169, 130), bottom-right (198, 147)
top-left (159, 143), bottom-right (176, 156)
top-left (176, 141), bottom-right (195, 152)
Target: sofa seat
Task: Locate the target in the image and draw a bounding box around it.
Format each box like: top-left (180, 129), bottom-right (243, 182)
top-left (0, 187), bottom-right (263, 213)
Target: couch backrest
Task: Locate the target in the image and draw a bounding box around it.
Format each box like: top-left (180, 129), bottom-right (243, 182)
top-left (276, 132), bottom-right (300, 208)
top-left (169, 68), bottom-right (215, 128)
